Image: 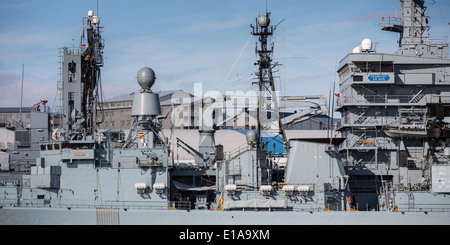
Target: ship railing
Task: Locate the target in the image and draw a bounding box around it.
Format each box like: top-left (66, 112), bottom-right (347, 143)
top-left (226, 142), bottom-right (251, 160)
top-left (97, 200), bottom-right (171, 211)
top-left (62, 46), bottom-right (83, 56)
top-left (429, 36), bottom-right (448, 45)
top-left (337, 94), bottom-right (450, 107)
top-left (0, 198), bottom-right (203, 212)
top-left (168, 201), bottom-right (191, 210)
top-left (0, 197), bottom-right (200, 212)
top-left (344, 160), bottom-right (391, 171)
top-left (343, 133), bottom-right (398, 150)
top-left (0, 198), bottom-right (172, 211)
top-left (395, 203), bottom-right (450, 213)
top-left (380, 16), bottom-right (401, 27)
top-left (427, 95), bottom-right (450, 104)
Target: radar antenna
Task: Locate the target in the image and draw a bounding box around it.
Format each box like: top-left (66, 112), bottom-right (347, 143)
top-left (59, 10), bottom-right (104, 140)
top-left (250, 11), bottom-right (288, 153)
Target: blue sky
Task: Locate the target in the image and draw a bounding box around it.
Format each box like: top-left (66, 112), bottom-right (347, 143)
top-left (0, 0), bottom-right (449, 111)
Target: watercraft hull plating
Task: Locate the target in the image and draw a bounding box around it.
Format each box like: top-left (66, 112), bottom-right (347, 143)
top-left (1, 207), bottom-right (449, 225)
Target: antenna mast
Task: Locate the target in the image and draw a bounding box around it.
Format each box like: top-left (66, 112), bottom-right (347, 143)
top-left (19, 64), bottom-right (24, 123)
top-left (59, 10), bottom-right (104, 140)
top-left (251, 11), bottom-right (288, 153)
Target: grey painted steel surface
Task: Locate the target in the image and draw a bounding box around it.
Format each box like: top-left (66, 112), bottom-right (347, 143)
top-left (131, 92), bottom-right (162, 116)
top-left (1, 208), bottom-right (449, 225)
top-left (1, 1), bottom-right (450, 225)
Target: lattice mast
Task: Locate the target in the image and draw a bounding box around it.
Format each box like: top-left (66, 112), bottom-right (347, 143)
top-left (251, 11), bottom-right (288, 152)
top-left (81, 11), bottom-right (104, 136)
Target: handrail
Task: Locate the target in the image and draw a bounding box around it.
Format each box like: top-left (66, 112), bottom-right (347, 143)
top-left (338, 94), bottom-right (450, 106)
top-left (226, 142), bottom-right (251, 160)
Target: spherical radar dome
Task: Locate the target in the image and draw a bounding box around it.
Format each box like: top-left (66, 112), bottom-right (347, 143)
top-left (137, 67), bottom-right (156, 90)
top-left (258, 15), bottom-right (270, 27)
top-left (246, 130), bottom-right (257, 143)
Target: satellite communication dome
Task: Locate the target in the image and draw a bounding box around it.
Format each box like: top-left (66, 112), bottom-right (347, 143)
top-left (92, 16), bottom-right (100, 24)
top-left (361, 39), bottom-right (372, 50)
top-left (258, 15), bottom-right (270, 27)
top-left (137, 67), bottom-right (156, 90)
top-left (352, 46), bottom-right (361, 53)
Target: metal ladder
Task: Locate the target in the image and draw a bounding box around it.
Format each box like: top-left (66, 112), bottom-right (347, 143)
top-left (409, 88), bottom-right (425, 103)
top-left (405, 191), bottom-right (415, 211)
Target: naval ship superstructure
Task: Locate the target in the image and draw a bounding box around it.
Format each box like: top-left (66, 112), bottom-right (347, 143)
top-left (1, 0), bottom-right (449, 225)
top-left (336, 0), bottom-right (450, 212)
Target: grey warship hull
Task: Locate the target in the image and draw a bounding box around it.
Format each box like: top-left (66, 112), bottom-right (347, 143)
top-left (1, 137), bottom-right (449, 225)
top-left (1, 0), bottom-right (450, 226)
top-left (2, 207), bottom-right (450, 225)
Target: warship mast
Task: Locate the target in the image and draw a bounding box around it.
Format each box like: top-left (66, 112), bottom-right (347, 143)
top-left (59, 10), bottom-right (104, 140)
top-left (381, 0), bottom-right (448, 58)
top-left (251, 11), bottom-right (288, 153)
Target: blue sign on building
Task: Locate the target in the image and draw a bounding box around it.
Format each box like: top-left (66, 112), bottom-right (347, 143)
top-left (368, 74), bottom-right (390, 81)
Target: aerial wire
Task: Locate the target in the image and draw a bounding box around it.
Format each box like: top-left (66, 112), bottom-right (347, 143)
top-left (19, 43), bottom-right (27, 124)
top-left (217, 36), bottom-right (252, 92)
top-left (20, 64), bottom-right (24, 123)
top-left (273, 35), bottom-right (334, 72)
top-left (330, 53), bottom-right (338, 146)
top-left (283, 19), bottom-right (286, 98)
